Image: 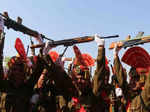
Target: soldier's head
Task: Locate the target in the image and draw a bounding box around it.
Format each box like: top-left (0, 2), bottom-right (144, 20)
top-left (129, 67), bottom-right (146, 91)
top-left (71, 45), bottom-right (95, 91)
top-left (121, 46), bottom-right (150, 91)
top-left (7, 56), bottom-right (27, 87)
top-left (71, 65), bottom-right (91, 91)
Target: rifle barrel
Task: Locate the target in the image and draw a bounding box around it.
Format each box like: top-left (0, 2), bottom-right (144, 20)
top-left (100, 35), bottom-right (119, 39)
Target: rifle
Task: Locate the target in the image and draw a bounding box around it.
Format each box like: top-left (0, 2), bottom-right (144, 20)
top-left (109, 31), bottom-right (150, 49)
top-left (30, 35), bottom-right (119, 48)
top-left (0, 12), bottom-right (53, 41)
top-left (30, 37), bottom-right (35, 56)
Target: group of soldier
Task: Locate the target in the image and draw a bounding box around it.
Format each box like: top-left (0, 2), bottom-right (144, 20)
top-left (0, 15), bottom-right (149, 112)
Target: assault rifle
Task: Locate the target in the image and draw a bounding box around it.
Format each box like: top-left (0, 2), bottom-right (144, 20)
top-left (30, 35), bottom-right (119, 48)
top-left (109, 31), bottom-right (150, 49)
top-left (0, 12), bottom-right (53, 41)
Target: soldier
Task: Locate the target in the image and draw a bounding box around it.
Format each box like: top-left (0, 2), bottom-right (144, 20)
top-left (42, 34), bottom-right (114, 112)
top-left (0, 17), bottom-right (46, 112)
top-left (110, 64), bottom-right (126, 112)
top-left (113, 45), bottom-right (150, 112)
top-left (30, 69), bottom-right (57, 112)
top-left (1, 52), bottom-right (46, 112)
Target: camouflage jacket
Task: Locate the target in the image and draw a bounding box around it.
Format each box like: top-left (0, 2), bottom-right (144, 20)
top-left (114, 56), bottom-right (150, 112)
top-left (0, 33), bottom-right (45, 112)
top-left (44, 46), bottom-right (113, 112)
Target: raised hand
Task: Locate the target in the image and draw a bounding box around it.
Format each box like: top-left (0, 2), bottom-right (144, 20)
top-left (113, 42), bottom-right (122, 58)
top-left (43, 41), bottom-right (53, 55)
top-left (94, 34), bottom-right (105, 47)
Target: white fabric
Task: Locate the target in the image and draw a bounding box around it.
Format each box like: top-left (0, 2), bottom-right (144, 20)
top-left (43, 41), bottom-right (52, 55)
top-left (0, 16), bottom-right (4, 31)
top-left (26, 58), bottom-right (32, 68)
top-left (115, 87), bottom-right (123, 97)
top-left (30, 94), bottom-right (39, 104)
top-left (94, 34), bottom-right (105, 46)
top-left (61, 57), bottom-right (66, 62)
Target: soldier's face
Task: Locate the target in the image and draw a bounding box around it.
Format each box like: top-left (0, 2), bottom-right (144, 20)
top-left (129, 75), bottom-right (144, 91)
top-left (72, 69), bottom-right (90, 90)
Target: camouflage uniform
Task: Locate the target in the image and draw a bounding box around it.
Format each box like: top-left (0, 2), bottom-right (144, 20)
top-left (0, 33), bottom-right (46, 112)
top-left (114, 55), bottom-right (150, 112)
top-left (33, 71), bottom-right (57, 112)
top-left (44, 46), bottom-right (113, 112)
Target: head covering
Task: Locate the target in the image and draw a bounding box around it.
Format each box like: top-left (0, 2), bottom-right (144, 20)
top-left (73, 45), bottom-right (95, 68)
top-left (73, 45), bottom-right (87, 67)
top-left (48, 51), bottom-right (59, 62)
top-left (15, 38), bottom-right (27, 61)
top-left (73, 53), bottom-right (95, 67)
top-left (15, 38), bottom-right (32, 67)
top-left (122, 46), bottom-right (150, 74)
top-left (72, 45), bottom-right (95, 79)
top-left (80, 53), bottom-right (95, 67)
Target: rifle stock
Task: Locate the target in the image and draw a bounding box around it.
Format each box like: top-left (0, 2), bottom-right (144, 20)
top-left (30, 35), bottom-right (119, 48)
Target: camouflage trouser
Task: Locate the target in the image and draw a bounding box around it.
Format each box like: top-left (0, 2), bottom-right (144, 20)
top-left (57, 96), bottom-right (67, 110)
top-left (0, 93), bottom-right (6, 112)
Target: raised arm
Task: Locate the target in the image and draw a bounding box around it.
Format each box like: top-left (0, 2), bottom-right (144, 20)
top-left (26, 55), bottom-right (46, 88)
top-left (113, 45), bottom-right (127, 88)
top-left (0, 16), bottom-right (5, 79)
top-left (92, 34), bottom-right (108, 96)
top-left (43, 54), bottom-right (77, 97)
top-left (41, 42), bottom-right (77, 97)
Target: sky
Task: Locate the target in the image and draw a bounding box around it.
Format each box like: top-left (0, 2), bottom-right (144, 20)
top-left (1, 0), bottom-right (150, 77)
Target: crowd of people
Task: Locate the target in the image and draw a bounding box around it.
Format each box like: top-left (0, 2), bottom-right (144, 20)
top-left (0, 15), bottom-right (150, 112)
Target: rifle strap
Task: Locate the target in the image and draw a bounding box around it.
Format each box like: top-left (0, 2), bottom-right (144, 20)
top-left (60, 46), bottom-right (68, 57)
